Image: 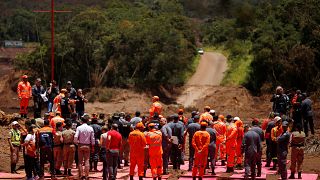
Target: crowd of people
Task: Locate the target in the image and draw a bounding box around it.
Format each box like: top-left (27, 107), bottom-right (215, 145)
top-left (7, 76), bottom-right (316, 180)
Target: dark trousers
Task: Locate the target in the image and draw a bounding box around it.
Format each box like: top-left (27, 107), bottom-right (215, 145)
top-left (34, 100), bottom-right (42, 118)
top-left (278, 151), bottom-right (288, 180)
top-left (162, 144), bottom-right (171, 173)
top-left (171, 144), bottom-right (181, 169)
top-left (90, 143), bottom-right (100, 170)
top-left (25, 155), bottom-right (39, 178)
top-left (189, 144), bottom-right (195, 170)
top-left (208, 144), bottom-right (216, 172)
top-left (101, 148), bottom-right (108, 180)
top-left (244, 152), bottom-right (258, 178)
top-left (270, 141), bottom-right (278, 166)
top-left (292, 111), bottom-right (302, 130)
top-left (107, 150), bottom-right (119, 180)
top-left (303, 116), bottom-right (314, 136)
top-left (266, 139), bottom-right (272, 165)
top-left (39, 147), bottom-right (54, 177)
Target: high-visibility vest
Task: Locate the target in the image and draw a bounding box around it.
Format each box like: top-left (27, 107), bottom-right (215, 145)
top-left (10, 129), bottom-right (21, 146)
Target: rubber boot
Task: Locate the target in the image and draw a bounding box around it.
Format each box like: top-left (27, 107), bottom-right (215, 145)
top-left (130, 175), bottom-right (134, 180)
top-left (11, 164), bottom-right (14, 173)
top-left (270, 161), bottom-right (277, 170)
top-left (298, 172), bottom-right (302, 179)
top-left (94, 161), bottom-right (98, 171)
top-left (12, 164), bottom-right (18, 174)
top-left (64, 169), bottom-right (68, 175)
top-left (68, 169), bottom-right (73, 176)
top-left (221, 160), bottom-right (226, 166)
top-left (144, 170), bottom-right (147, 177)
top-left (139, 176), bottom-right (143, 180)
top-left (257, 164), bottom-right (262, 177)
top-left (226, 167), bottom-right (231, 173)
top-left (192, 177), bottom-right (196, 180)
top-left (211, 169), bottom-right (216, 175)
top-left (55, 169), bottom-right (62, 175)
top-left (153, 178), bottom-right (157, 180)
top-left (124, 160), bottom-right (129, 167)
top-left (158, 177), bottom-right (161, 180)
top-left (288, 172), bottom-right (295, 179)
top-left (199, 177), bottom-right (202, 180)
top-left (230, 167), bottom-right (234, 173)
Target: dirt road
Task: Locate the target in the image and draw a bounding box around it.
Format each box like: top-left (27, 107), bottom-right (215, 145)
top-left (177, 52), bottom-right (227, 107)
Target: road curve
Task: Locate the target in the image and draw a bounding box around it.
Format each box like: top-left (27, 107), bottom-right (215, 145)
top-left (177, 52), bottom-right (228, 107)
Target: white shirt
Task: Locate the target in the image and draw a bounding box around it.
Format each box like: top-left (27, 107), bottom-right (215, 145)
top-left (74, 123), bottom-right (95, 145)
top-left (25, 133), bottom-right (36, 143)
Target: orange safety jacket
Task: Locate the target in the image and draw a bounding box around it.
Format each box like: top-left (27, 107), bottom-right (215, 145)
top-left (17, 81), bottom-right (32, 98)
top-left (226, 122), bottom-right (237, 143)
top-left (128, 130), bottom-right (147, 155)
top-left (146, 129), bottom-right (162, 156)
top-left (213, 120), bottom-right (226, 144)
top-left (199, 112), bottom-right (213, 123)
top-left (50, 115), bottom-right (65, 130)
top-left (271, 126), bottom-right (283, 142)
top-left (149, 101), bottom-right (162, 117)
top-left (192, 130), bottom-right (210, 152)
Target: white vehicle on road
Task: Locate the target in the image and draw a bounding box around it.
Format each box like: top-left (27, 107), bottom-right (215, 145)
top-left (198, 48), bottom-right (204, 55)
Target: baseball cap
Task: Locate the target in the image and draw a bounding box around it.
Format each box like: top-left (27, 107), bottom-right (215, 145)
top-left (234, 117), bottom-right (240, 121)
top-left (67, 81), bottom-right (72, 85)
top-left (274, 116), bottom-right (282, 122)
top-left (210, 110), bottom-right (215, 114)
top-left (12, 121), bottom-right (19, 125)
top-left (282, 121), bottom-right (288, 127)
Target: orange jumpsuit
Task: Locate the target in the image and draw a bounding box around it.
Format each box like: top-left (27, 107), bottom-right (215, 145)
top-left (50, 115), bottom-right (65, 131)
top-left (53, 93), bottom-right (65, 112)
top-left (145, 129), bottom-right (163, 178)
top-left (234, 120), bottom-right (244, 165)
top-left (17, 81), bottom-right (32, 115)
top-left (149, 101), bottom-right (162, 117)
top-left (192, 130), bottom-right (210, 177)
top-left (128, 129), bottom-right (147, 177)
top-left (271, 126), bottom-right (283, 142)
top-left (199, 112), bottom-right (213, 123)
top-left (213, 120), bottom-right (226, 161)
top-left (226, 122), bottom-right (237, 168)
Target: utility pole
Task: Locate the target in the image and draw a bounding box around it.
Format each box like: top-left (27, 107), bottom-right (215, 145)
top-left (33, 0), bottom-right (71, 81)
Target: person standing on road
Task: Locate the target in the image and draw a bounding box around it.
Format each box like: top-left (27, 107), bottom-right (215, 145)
top-left (225, 115), bottom-right (237, 173)
top-left (23, 125), bottom-right (39, 180)
top-left (168, 114), bottom-right (185, 170)
top-left (149, 96), bottom-right (162, 117)
top-left (8, 121), bottom-right (22, 174)
top-left (53, 122), bottom-right (64, 175)
top-left (192, 121), bottom-right (210, 180)
top-left (270, 116), bottom-right (283, 170)
top-left (32, 78), bottom-right (45, 118)
top-left (160, 117), bottom-right (172, 175)
top-left (234, 117), bottom-right (244, 169)
top-left (184, 115), bottom-right (200, 171)
top-left (213, 115), bottom-right (226, 166)
top-left (270, 86), bottom-right (290, 116)
top-left (265, 115), bottom-right (278, 167)
top-left (119, 114), bottom-right (131, 167)
top-left (62, 121), bottom-right (76, 176)
top-left (206, 121), bottom-right (217, 175)
top-left (301, 93), bottom-right (314, 136)
top-left (250, 118), bottom-right (264, 177)
top-left (199, 106), bottom-right (213, 123)
top-left (106, 124), bottom-right (122, 180)
top-left (66, 81), bottom-right (77, 99)
top-left (46, 80), bottom-right (59, 112)
top-left (74, 114), bottom-right (95, 180)
top-left (130, 111), bottom-right (142, 129)
top-left (277, 121), bottom-right (290, 180)
top-left (289, 124), bottom-right (305, 179)
top-left (128, 122), bottom-right (146, 180)
top-left (242, 128), bottom-right (261, 180)
top-left (17, 75), bottom-right (32, 118)
top-left (90, 117), bottom-right (102, 172)
top-left (100, 126), bottom-right (109, 180)
top-left (75, 89), bottom-right (88, 118)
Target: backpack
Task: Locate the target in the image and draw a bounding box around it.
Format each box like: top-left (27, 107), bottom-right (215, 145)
top-left (39, 131), bottom-right (53, 148)
top-left (26, 140), bottom-right (36, 157)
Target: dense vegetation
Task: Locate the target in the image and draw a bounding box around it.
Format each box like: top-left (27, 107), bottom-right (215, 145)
top-left (0, 0), bottom-right (196, 88)
top-left (1, 0), bottom-right (320, 94)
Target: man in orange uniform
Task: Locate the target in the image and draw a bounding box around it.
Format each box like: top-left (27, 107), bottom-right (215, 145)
top-left (145, 123), bottom-right (163, 180)
top-left (213, 115), bottom-right (226, 165)
top-left (199, 106), bottom-right (213, 123)
top-left (17, 75), bottom-right (32, 118)
top-left (234, 117), bottom-right (244, 169)
top-left (128, 122), bottom-right (147, 180)
top-left (270, 117), bottom-right (283, 170)
top-left (178, 109), bottom-right (188, 124)
top-left (53, 89), bottom-right (67, 113)
top-left (192, 121), bottom-right (210, 180)
top-left (50, 111), bottom-right (65, 131)
top-left (225, 115), bottom-right (237, 173)
top-left (149, 96), bottom-right (162, 117)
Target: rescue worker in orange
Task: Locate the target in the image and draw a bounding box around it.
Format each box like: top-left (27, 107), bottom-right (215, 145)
top-left (149, 96), bottom-right (162, 117)
top-left (192, 121), bottom-right (210, 180)
top-left (53, 89), bottom-right (67, 113)
top-left (145, 123), bottom-right (163, 180)
top-left (199, 106), bottom-right (213, 123)
top-left (213, 115), bottom-right (226, 165)
top-left (270, 116), bottom-right (283, 170)
top-left (178, 109), bottom-right (188, 124)
top-left (225, 115), bottom-right (237, 172)
top-left (17, 75), bottom-right (32, 118)
top-left (50, 111), bottom-right (65, 132)
top-left (234, 117), bottom-right (244, 169)
top-left (128, 122), bottom-right (147, 180)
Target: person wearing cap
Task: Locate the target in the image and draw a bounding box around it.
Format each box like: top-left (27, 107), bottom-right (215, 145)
top-left (46, 80), bottom-right (59, 112)
top-left (62, 120), bottom-right (76, 176)
top-left (265, 114), bottom-right (278, 167)
top-left (17, 75), bottom-right (32, 118)
top-left (128, 122), bottom-right (147, 180)
top-left (100, 126), bottom-right (109, 180)
top-left (242, 126), bottom-right (261, 179)
top-left (192, 121), bottom-right (210, 179)
top-left (145, 123), bottom-right (163, 180)
top-left (32, 78), bottom-right (45, 118)
top-left (168, 114), bottom-right (185, 170)
top-left (250, 118), bottom-right (264, 177)
top-left (106, 124), bottom-right (122, 180)
top-left (160, 117), bottom-right (172, 175)
top-left (178, 108), bottom-right (187, 124)
top-left (270, 116), bottom-right (283, 170)
top-left (213, 115), bottom-right (226, 166)
top-left (8, 121), bottom-right (22, 173)
top-left (234, 117), bottom-right (244, 170)
top-left (184, 115), bottom-right (201, 171)
top-left (66, 81), bottom-right (77, 99)
top-left (209, 110), bottom-right (216, 117)
top-left (277, 121), bottom-right (290, 180)
top-left (74, 114), bottom-right (95, 180)
top-left (206, 119), bottom-right (217, 175)
top-left (301, 93), bottom-right (314, 136)
top-left (199, 106), bottom-right (213, 123)
top-left (289, 123), bottom-right (305, 179)
top-left (75, 89), bottom-right (88, 118)
top-left (149, 96), bottom-right (162, 117)
top-left (225, 115), bottom-right (237, 173)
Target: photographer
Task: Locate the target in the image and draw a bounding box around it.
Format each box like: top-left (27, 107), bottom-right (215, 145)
top-left (46, 80), bottom-right (59, 112)
top-left (270, 86), bottom-right (290, 116)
